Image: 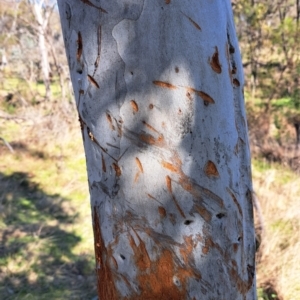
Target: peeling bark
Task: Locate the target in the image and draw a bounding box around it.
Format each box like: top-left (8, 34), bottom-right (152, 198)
top-left (58, 0), bottom-right (256, 299)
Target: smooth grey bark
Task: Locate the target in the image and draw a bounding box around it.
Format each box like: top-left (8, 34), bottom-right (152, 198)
top-left (58, 1), bottom-right (256, 299)
top-left (32, 0), bottom-right (52, 99)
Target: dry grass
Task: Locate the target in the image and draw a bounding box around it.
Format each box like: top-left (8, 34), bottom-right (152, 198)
top-left (0, 100), bottom-right (96, 299)
top-left (253, 160), bottom-right (300, 300)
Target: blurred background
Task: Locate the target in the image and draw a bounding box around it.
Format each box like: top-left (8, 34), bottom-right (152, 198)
top-left (0, 0), bottom-right (299, 299)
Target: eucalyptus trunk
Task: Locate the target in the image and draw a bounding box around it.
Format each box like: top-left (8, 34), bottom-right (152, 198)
top-left (58, 1), bottom-right (256, 299)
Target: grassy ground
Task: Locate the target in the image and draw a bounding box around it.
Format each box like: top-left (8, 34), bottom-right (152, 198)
top-left (1, 94), bottom-right (300, 299)
top-left (0, 100), bottom-right (96, 299)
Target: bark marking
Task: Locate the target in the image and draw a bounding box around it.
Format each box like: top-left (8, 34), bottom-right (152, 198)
top-left (210, 47), bottom-right (222, 73)
top-left (128, 241), bottom-right (196, 300)
top-left (101, 153), bottom-right (106, 173)
top-left (80, 0), bottom-right (108, 13)
top-left (134, 157), bottom-right (143, 183)
top-left (93, 207), bottom-right (118, 300)
top-left (158, 206), bottom-right (167, 218)
top-left (93, 25), bottom-right (101, 76)
top-left (194, 204), bottom-right (212, 222)
top-left (181, 12), bottom-right (201, 31)
top-left (227, 188), bottom-right (243, 216)
top-left (76, 31), bottom-right (83, 61)
top-left (161, 161), bottom-right (180, 173)
top-left (166, 175), bottom-right (186, 218)
top-left (106, 113), bottom-right (115, 130)
top-left (135, 157), bottom-right (144, 173)
top-left (87, 74), bottom-right (100, 88)
top-left (139, 133), bottom-right (165, 147)
top-left (112, 163), bottom-right (121, 177)
top-left (153, 80), bottom-right (177, 89)
top-left (204, 160), bottom-right (219, 177)
top-left (142, 121), bottom-right (160, 134)
top-left (130, 100), bottom-right (139, 113)
top-left (233, 78), bottom-right (240, 87)
top-left (187, 88), bottom-right (215, 104)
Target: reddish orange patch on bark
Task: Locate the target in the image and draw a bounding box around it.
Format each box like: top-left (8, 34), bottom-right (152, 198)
top-left (233, 78), bottom-right (240, 87)
top-left (129, 241), bottom-right (197, 300)
top-left (129, 232), bottom-right (151, 271)
top-left (161, 161), bottom-right (180, 173)
top-left (80, 0), bottom-right (107, 13)
top-left (106, 113), bottom-right (115, 130)
top-left (180, 235), bottom-right (194, 265)
top-left (77, 31), bottom-right (83, 61)
top-left (142, 121), bottom-right (160, 134)
top-left (204, 160), bottom-right (219, 177)
top-left (166, 175), bottom-right (172, 193)
top-left (139, 133), bottom-right (165, 147)
top-left (210, 47), bottom-right (222, 73)
top-left (93, 207), bottom-right (118, 300)
top-left (187, 88), bottom-right (215, 104)
top-left (112, 163), bottom-right (121, 177)
top-left (139, 133), bottom-right (156, 145)
top-left (135, 157), bottom-right (143, 173)
top-left (194, 205), bottom-right (212, 222)
top-left (87, 74), bottom-right (100, 88)
top-left (158, 206), bottom-right (166, 218)
top-left (130, 100), bottom-right (139, 113)
top-left (153, 80), bottom-right (177, 89)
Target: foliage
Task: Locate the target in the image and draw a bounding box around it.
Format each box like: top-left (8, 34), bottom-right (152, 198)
top-left (233, 0), bottom-right (300, 111)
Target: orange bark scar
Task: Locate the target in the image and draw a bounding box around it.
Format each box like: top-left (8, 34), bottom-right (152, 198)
top-left (153, 80), bottom-right (177, 89)
top-left (106, 113), bottom-right (115, 130)
top-left (87, 74), bottom-right (100, 88)
top-left (129, 232), bottom-right (151, 271)
top-left (134, 172), bottom-right (140, 183)
top-left (93, 207), bottom-right (118, 299)
top-left (204, 160), bottom-right (219, 177)
top-left (112, 163), bottom-right (121, 177)
top-left (139, 133), bottom-right (165, 147)
top-left (166, 175), bottom-right (186, 218)
top-left (161, 161), bottom-right (180, 173)
top-left (128, 236), bottom-right (199, 300)
top-left (227, 188), bottom-right (243, 216)
top-left (181, 12), bottom-right (201, 31)
top-left (142, 121), bottom-right (160, 134)
top-left (135, 157), bottom-right (143, 173)
top-left (76, 31), bottom-right (82, 61)
top-left (233, 78), bottom-right (240, 87)
top-left (187, 88), bottom-right (215, 104)
top-left (166, 175), bottom-right (172, 193)
top-left (158, 206), bottom-right (167, 218)
top-left (210, 47), bottom-right (222, 73)
top-left (130, 100), bottom-right (139, 113)
top-left (194, 204), bottom-right (212, 222)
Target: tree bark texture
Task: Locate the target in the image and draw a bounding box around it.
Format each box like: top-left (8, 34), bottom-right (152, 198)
top-left (33, 1), bottom-right (51, 99)
top-left (58, 1), bottom-right (256, 299)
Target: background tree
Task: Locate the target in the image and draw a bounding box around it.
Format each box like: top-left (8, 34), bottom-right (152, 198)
top-left (58, 0), bottom-right (256, 299)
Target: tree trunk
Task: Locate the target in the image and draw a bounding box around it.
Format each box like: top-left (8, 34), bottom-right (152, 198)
top-left (58, 1), bottom-right (256, 299)
top-left (33, 1), bottom-right (51, 99)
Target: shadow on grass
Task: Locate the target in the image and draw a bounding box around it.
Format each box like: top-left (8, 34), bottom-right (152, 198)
top-left (0, 172), bottom-right (96, 300)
